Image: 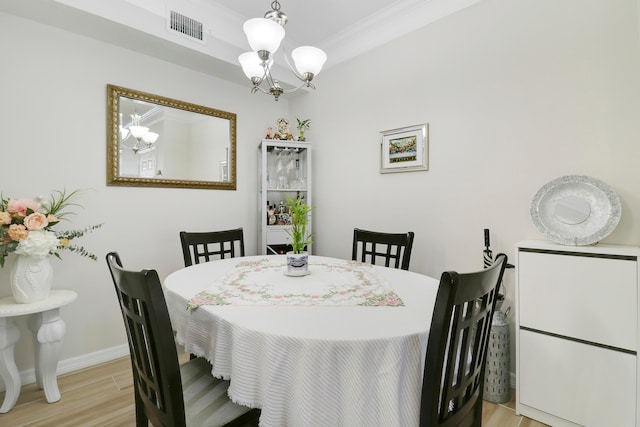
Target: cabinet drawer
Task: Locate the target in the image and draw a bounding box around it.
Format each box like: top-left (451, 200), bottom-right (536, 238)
top-left (518, 251), bottom-right (637, 351)
top-left (519, 330), bottom-right (636, 427)
top-left (266, 229), bottom-right (292, 245)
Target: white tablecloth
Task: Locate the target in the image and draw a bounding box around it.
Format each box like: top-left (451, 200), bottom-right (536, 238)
top-left (164, 255), bottom-right (439, 427)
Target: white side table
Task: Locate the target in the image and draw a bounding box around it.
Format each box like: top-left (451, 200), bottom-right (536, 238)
top-left (0, 289), bottom-right (77, 413)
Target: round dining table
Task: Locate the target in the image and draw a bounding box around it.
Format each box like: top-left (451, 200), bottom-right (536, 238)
top-left (164, 255), bottom-right (439, 427)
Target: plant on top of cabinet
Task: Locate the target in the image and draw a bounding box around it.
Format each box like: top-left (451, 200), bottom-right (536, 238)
top-left (296, 118), bottom-right (311, 141)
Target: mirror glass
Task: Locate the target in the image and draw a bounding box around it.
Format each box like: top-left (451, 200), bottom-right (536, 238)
top-left (107, 85), bottom-right (236, 190)
top-left (554, 195), bottom-right (591, 224)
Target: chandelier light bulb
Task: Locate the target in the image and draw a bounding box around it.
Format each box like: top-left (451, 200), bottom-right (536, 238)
top-left (292, 46), bottom-right (327, 77)
top-left (142, 132), bottom-right (159, 144)
top-left (239, 52), bottom-right (268, 79)
top-left (129, 125), bottom-right (149, 139)
top-left (243, 18), bottom-right (285, 55)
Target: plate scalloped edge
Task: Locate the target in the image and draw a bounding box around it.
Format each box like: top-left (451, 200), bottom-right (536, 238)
top-left (530, 175), bottom-right (621, 246)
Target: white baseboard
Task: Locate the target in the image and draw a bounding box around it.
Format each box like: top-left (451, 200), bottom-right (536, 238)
top-left (0, 344), bottom-right (129, 392)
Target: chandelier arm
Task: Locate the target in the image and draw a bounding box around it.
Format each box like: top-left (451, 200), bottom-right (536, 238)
top-left (261, 62), bottom-right (271, 83)
top-left (121, 138), bottom-right (142, 153)
top-left (252, 70), bottom-right (315, 96)
top-left (251, 84), bottom-right (274, 96)
top-left (280, 81), bottom-right (317, 95)
top-left (282, 47), bottom-right (306, 82)
top-left (248, 64), bottom-right (272, 94)
top-left (122, 139), bottom-right (135, 149)
top-left (262, 66), bottom-right (279, 89)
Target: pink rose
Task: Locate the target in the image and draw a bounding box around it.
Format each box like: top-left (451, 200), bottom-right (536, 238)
top-left (0, 211), bottom-right (11, 225)
top-left (7, 224), bottom-right (28, 241)
top-left (46, 214), bottom-right (58, 224)
top-left (6, 198), bottom-right (41, 218)
top-left (24, 212), bottom-right (49, 230)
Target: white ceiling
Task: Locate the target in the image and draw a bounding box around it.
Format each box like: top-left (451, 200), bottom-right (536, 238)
top-left (209, 0), bottom-right (401, 48)
top-left (0, 0), bottom-right (481, 89)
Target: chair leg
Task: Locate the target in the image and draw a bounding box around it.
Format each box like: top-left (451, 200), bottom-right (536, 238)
top-left (134, 391), bottom-right (148, 427)
top-left (472, 397), bottom-right (483, 427)
top-left (223, 408), bottom-right (261, 426)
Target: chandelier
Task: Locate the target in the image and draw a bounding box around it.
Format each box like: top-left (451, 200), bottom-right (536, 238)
top-left (238, 0), bottom-right (327, 101)
top-left (119, 112), bottom-right (159, 154)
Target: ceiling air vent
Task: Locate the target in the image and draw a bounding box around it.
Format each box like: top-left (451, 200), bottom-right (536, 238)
top-left (169, 11), bottom-right (204, 42)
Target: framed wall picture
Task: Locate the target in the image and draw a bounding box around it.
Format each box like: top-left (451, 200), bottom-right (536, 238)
top-left (380, 123), bottom-right (428, 173)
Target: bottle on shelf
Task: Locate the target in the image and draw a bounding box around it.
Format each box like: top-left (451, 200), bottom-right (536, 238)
top-left (268, 206), bottom-right (276, 225)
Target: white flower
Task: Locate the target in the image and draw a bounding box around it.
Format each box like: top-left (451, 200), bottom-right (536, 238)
top-left (15, 230), bottom-right (59, 259)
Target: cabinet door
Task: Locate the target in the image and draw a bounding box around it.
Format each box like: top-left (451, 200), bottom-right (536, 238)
top-left (518, 251), bottom-right (637, 351)
top-left (267, 229), bottom-right (292, 245)
top-left (519, 330), bottom-right (636, 427)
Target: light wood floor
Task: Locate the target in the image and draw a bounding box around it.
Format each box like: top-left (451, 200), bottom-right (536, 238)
top-left (0, 356), bottom-right (549, 426)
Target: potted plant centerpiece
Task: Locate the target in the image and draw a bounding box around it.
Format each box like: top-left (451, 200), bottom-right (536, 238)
top-left (284, 195), bottom-right (313, 276)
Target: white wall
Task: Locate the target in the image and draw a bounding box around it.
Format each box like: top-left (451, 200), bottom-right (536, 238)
top-left (0, 11), bottom-right (287, 372)
top-left (292, 0), bottom-right (640, 375)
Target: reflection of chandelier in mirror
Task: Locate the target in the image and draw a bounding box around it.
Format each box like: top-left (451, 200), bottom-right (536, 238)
top-left (238, 0), bottom-right (327, 101)
top-left (120, 112), bottom-right (160, 154)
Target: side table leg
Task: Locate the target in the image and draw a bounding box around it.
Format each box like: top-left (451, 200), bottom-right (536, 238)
top-left (28, 308), bottom-right (66, 403)
top-left (0, 317), bottom-right (22, 413)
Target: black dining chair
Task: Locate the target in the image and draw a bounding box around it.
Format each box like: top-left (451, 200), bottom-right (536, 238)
top-left (420, 253), bottom-right (508, 427)
top-left (180, 228), bottom-right (245, 267)
top-left (351, 228), bottom-right (415, 270)
top-left (105, 252), bottom-right (259, 427)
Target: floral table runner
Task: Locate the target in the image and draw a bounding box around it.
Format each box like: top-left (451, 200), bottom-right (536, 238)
top-left (187, 258), bottom-right (404, 309)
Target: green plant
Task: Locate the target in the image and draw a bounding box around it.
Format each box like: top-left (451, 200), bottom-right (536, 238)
top-left (285, 195), bottom-right (313, 254)
top-left (296, 118), bottom-right (311, 132)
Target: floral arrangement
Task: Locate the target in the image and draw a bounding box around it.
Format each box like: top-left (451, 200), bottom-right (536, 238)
top-left (0, 189), bottom-right (102, 267)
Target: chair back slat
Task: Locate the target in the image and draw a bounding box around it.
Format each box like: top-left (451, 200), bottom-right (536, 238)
top-left (352, 228), bottom-right (415, 270)
top-left (180, 228), bottom-right (245, 267)
top-left (420, 253), bottom-right (507, 427)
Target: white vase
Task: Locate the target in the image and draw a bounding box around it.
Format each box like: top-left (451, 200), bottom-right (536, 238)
top-left (10, 255), bottom-right (53, 303)
top-left (286, 251), bottom-right (309, 276)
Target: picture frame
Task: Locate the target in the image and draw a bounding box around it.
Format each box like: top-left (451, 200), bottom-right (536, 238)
top-left (380, 123), bottom-right (428, 173)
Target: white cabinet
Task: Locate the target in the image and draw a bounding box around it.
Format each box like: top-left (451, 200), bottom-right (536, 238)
top-left (258, 139), bottom-right (312, 255)
top-left (516, 240), bottom-right (640, 427)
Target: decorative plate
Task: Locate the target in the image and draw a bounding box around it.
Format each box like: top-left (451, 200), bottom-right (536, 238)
top-left (530, 175), bottom-right (621, 246)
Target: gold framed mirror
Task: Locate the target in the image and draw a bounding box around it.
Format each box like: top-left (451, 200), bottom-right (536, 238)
top-left (107, 84), bottom-right (236, 190)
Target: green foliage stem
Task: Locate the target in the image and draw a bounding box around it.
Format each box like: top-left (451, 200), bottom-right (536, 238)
top-left (285, 195), bottom-right (313, 254)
